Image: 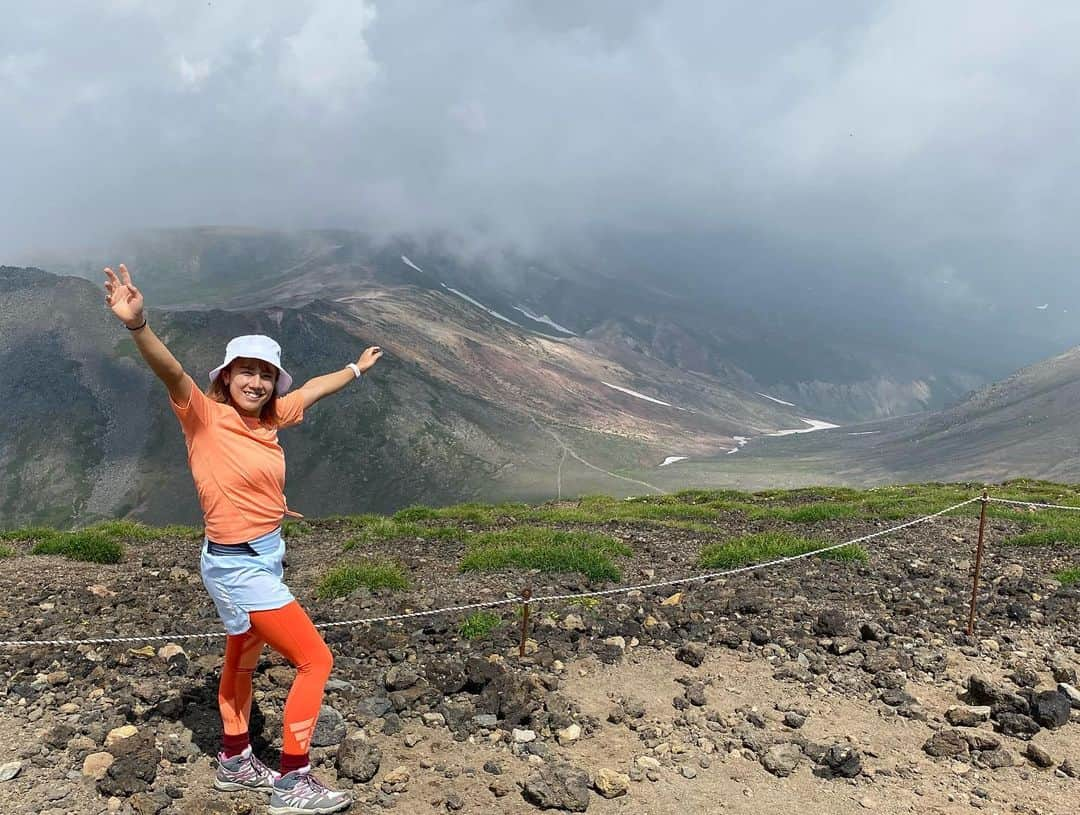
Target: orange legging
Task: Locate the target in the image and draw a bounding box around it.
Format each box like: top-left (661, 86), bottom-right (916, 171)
top-left (219, 600), bottom-right (333, 767)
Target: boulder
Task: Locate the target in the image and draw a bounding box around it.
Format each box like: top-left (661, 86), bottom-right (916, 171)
top-left (675, 642), bottom-right (706, 668)
top-left (923, 730), bottom-right (968, 758)
top-left (592, 768), bottom-right (630, 799)
top-left (823, 745), bottom-right (862, 778)
top-left (336, 736), bottom-right (381, 782)
top-left (761, 743), bottom-right (802, 777)
top-left (995, 713), bottom-right (1040, 740)
top-left (946, 705), bottom-right (991, 727)
top-left (1031, 691), bottom-right (1071, 729)
top-left (522, 763), bottom-right (591, 812)
top-left (97, 729), bottom-right (160, 797)
top-left (1025, 743), bottom-right (1054, 769)
top-left (384, 665), bottom-right (419, 691)
top-left (312, 705), bottom-right (347, 747)
top-left (814, 610), bottom-right (851, 637)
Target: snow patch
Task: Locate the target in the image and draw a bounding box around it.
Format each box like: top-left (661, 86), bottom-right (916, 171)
top-left (400, 255), bottom-right (426, 274)
top-left (756, 392), bottom-right (797, 407)
top-left (601, 381), bottom-right (687, 410)
top-left (441, 284), bottom-right (520, 326)
top-left (659, 456), bottom-right (688, 467)
top-left (726, 436), bottom-right (750, 455)
top-left (512, 306), bottom-right (578, 336)
top-left (767, 418), bottom-right (840, 437)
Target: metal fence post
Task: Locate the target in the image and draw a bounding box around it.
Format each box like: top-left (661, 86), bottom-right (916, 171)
top-left (966, 489), bottom-right (990, 636)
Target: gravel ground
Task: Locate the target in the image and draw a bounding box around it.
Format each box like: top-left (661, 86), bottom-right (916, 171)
top-left (0, 511), bottom-right (1077, 814)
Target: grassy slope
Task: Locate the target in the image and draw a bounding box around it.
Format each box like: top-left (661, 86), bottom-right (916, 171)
top-left (5, 480), bottom-right (1079, 587)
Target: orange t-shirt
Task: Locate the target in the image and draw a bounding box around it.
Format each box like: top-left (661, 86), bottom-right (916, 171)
top-left (170, 378), bottom-right (305, 544)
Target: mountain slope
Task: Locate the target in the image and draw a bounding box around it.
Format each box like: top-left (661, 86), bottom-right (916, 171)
top-left (0, 266), bottom-right (817, 528)
top-left (31, 227), bottom-right (1016, 422)
top-left (646, 344), bottom-right (1080, 488)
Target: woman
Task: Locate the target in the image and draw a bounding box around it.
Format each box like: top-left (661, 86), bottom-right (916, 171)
top-left (105, 263), bottom-right (380, 814)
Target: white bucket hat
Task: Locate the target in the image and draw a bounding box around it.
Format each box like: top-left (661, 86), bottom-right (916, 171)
top-left (208, 335), bottom-right (293, 395)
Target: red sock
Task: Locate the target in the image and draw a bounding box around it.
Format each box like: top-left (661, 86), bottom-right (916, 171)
top-left (222, 731), bottom-right (250, 758)
top-left (280, 752), bottom-right (309, 774)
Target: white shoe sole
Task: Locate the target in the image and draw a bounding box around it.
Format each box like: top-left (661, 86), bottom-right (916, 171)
top-left (214, 778), bottom-right (275, 794)
top-left (267, 800), bottom-right (351, 815)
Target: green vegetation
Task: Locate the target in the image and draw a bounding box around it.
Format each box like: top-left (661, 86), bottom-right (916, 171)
top-left (31, 530), bottom-right (123, 564)
top-left (283, 520), bottom-right (314, 539)
top-left (1, 524), bottom-right (130, 563)
top-left (420, 482), bottom-right (983, 531)
top-left (699, 532), bottom-right (867, 570)
top-left (1002, 528), bottom-right (1080, 548)
top-left (393, 502), bottom-right (530, 524)
top-left (988, 480), bottom-right (1080, 549)
top-left (459, 611), bottom-right (502, 639)
top-left (7, 480), bottom-right (1078, 583)
top-left (566, 596), bottom-right (602, 611)
top-left (0, 526), bottom-right (58, 544)
top-left (82, 519), bottom-right (159, 541)
top-left (1054, 568), bottom-right (1080, 587)
top-left (316, 559), bottom-right (409, 599)
top-left (342, 515), bottom-right (461, 549)
top-left (461, 527), bottom-right (631, 581)
top-left (158, 524), bottom-right (204, 540)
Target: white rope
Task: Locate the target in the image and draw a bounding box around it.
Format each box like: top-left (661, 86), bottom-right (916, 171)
top-left (987, 497), bottom-right (1080, 511)
top-left (315, 595), bottom-right (522, 629)
top-left (530, 496), bottom-right (981, 603)
top-left (0, 496), bottom-right (980, 649)
top-left (0, 596), bottom-right (523, 648)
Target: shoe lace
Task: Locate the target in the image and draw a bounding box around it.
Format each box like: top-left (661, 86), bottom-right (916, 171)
top-left (296, 771), bottom-right (334, 796)
top-left (247, 753), bottom-right (276, 778)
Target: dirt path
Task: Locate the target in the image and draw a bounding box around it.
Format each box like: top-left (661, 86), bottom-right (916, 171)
top-left (531, 417), bottom-right (667, 496)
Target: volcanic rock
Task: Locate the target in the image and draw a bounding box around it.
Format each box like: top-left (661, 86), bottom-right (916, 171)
top-left (522, 763), bottom-right (591, 811)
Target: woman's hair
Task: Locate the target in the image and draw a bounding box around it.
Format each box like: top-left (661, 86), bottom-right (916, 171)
top-left (205, 360), bottom-right (280, 427)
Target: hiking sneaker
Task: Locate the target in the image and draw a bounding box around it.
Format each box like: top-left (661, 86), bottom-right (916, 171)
top-left (269, 767), bottom-right (352, 814)
top-left (214, 746), bottom-right (279, 793)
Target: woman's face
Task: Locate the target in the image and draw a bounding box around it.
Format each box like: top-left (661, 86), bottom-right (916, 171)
top-left (222, 357), bottom-right (277, 416)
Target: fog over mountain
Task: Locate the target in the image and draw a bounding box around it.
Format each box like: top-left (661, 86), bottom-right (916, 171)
top-left (4, 2), bottom-right (1080, 351)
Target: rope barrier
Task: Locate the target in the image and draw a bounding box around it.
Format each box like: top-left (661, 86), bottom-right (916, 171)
top-left (0, 596), bottom-right (525, 649)
top-left (0, 496), bottom-right (980, 650)
top-left (530, 496), bottom-right (980, 604)
top-left (986, 497), bottom-right (1080, 511)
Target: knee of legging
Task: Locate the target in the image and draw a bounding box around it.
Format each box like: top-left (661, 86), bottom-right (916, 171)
top-left (299, 642), bottom-right (333, 679)
top-left (317, 643), bottom-right (334, 677)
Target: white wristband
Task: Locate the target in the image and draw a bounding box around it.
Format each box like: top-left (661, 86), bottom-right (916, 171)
top-left (347, 362), bottom-right (363, 379)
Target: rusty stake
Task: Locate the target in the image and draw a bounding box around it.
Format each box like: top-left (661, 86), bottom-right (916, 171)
top-left (518, 586), bottom-right (533, 658)
top-left (966, 489), bottom-right (990, 636)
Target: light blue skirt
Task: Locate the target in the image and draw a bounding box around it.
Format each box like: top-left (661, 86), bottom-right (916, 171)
top-left (199, 526), bottom-right (296, 635)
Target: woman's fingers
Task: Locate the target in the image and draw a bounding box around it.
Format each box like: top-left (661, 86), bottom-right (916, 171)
top-left (103, 266), bottom-right (138, 310)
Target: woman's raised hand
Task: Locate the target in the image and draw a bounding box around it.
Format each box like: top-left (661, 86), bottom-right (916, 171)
top-left (357, 346), bottom-right (383, 373)
top-left (103, 264), bottom-right (145, 328)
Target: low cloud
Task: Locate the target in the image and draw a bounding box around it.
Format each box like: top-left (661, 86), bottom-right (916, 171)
top-left (2, 1), bottom-right (1079, 324)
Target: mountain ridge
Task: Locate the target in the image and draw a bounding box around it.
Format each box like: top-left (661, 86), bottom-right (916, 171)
top-left (1, 264), bottom-right (812, 528)
top-left (26, 227), bottom-right (1010, 422)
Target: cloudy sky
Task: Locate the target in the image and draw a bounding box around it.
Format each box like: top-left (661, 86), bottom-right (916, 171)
top-left (3, 1), bottom-right (1079, 329)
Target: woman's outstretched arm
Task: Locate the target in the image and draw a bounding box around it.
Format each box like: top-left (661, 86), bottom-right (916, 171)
top-left (104, 264), bottom-right (192, 405)
top-left (294, 346), bottom-right (382, 410)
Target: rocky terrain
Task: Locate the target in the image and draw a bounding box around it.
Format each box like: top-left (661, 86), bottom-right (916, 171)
top-left (0, 507), bottom-right (1078, 815)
